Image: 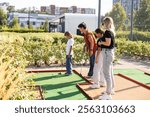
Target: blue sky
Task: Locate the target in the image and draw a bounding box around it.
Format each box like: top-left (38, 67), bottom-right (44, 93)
top-left (1, 0), bottom-right (113, 15)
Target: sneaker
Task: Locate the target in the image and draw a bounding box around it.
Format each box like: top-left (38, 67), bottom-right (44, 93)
top-left (101, 90), bottom-right (115, 95)
top-left (89, 84), bottom-right (100, 89)
top-left (99, 93), bottom-right (112, 100)
top-left (65, 72), bottom-right (68, 75)
top-left (65, 73), bottom-right (72, 76)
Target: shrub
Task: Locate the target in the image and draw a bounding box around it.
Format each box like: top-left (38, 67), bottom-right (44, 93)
top-left (116, 31), bottom-right (150, 41)
top-left (0, 32), bottom-right (149, 67)
top-left (0, 46), bottom-right (35, 100)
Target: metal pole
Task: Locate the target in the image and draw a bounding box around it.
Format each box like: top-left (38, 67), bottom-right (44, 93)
top-left (98, 0), bottom-right (101, 28)
top-left (130, 0), bottom-right (134, 40)
top-left (28, 7), bottom-right (31, 29)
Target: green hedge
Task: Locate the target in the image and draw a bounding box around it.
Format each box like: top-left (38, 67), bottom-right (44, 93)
top-left (0, 32), bottom-right (149, 67)
top-left (0, 28), bottom-right (45, 33)
top-left (116, 31), bottom-right (150, 42)
top-left (116, 38), bottom-right (150, 58)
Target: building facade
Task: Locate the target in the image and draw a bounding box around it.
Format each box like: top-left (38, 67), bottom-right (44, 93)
top-left (49, 13), bottom-right (98, 34)
top-left (40, 5), bottom-right (96, 15)
top-left (8, 12), bottom-right (56, 29)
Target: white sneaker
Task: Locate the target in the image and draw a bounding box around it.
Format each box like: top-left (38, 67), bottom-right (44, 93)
top-left (89, 84), bottom-right (100, 89)
top-left (101, 90), bottom-right (115, 95)
top-left (99, 93), bottom-right (112, 100)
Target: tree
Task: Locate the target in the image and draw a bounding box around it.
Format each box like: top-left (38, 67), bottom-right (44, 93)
top-left (43, 18), bottom-right (49, 32)
top-left (134, 0), bottom-right (150, 31)
top-left (11, 17), bottom-right (20, 29)
top-left (7, 6), bottom-right (15, 13)
top-left (0, 8), bottom-right (7, 27)
top-left (105, 3), bottom-right (127, 31)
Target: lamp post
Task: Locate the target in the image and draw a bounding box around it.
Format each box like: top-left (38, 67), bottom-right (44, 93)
top-left (28, 7), bottom-right (31, 29)
top-left (130, 0), bottom-right (134, 41)
top-left (98, 0), bottom-right (101, 28)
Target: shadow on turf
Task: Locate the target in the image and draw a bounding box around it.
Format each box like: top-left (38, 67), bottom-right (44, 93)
top-left (46, 90), bottom-right (86, 100)
top-left (41, 79), bottom-right (85, 100)
top-left (33, 74), bottom-right (67, 82)
top-left (31, 73), bottom-right (87, 100)
top-left (41, 79), bottom-right (83, 90)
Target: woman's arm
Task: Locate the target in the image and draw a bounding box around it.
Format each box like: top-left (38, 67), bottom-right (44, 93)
top-left (98, 38), bottom-right (111, 46)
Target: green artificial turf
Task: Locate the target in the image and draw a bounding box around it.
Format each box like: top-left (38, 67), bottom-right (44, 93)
top-left (114, 69), bottom-right (150, 85)
top-left (30, 72), bottom-right (87, 100)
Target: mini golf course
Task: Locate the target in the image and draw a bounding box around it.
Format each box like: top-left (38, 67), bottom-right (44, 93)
top-left (28, 70), bottom-right (89, 100)
top-left (28, 69), bottom-right (150, 100)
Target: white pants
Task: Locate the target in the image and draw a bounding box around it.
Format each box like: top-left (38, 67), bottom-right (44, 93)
top-left (92, 51), bottom-right (105, 85)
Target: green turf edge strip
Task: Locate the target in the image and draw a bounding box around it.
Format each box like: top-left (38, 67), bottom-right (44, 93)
top-left (117, 74), bottom-right (150, 90)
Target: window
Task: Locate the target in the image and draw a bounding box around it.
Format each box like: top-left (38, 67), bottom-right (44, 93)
top-left (33, 22), bottom-right (36, 25)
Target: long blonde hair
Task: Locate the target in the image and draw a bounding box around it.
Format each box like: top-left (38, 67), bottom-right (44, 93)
top-left (103, 17), bottom-right (116, 36)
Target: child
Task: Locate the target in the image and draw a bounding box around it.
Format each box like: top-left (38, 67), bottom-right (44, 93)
top-left (90, 28), bottom-right (106, 89)
top-left (64, 31), bottom-right (74, 76)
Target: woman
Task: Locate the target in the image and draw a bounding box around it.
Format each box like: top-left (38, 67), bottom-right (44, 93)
top-left (98, 17), bottom-right (115, 100)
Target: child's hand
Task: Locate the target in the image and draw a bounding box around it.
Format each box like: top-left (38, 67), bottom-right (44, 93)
top-left (95, 58), bottom-right (98, 64)
top-left (98, 41), bottom-right (102, 46)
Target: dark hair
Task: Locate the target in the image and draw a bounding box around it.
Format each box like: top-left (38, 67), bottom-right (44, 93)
top-left (95, 28), bottom-right (104, 34)
top-left (78, 22), bottom-right (87, 29)
top-left (64, 31), bottom-right (72, 37)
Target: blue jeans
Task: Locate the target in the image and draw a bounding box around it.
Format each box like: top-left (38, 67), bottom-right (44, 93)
top-left (66, 55), bottom-right (72, 74)
top-left (88, 54), bottom-right (95, 76)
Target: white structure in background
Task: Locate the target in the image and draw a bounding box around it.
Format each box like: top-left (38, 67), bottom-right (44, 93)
top-left (8, 12), bottom-right (56, 29)
top-left (49, 13), bottom-right (98, 35)
top-left (0, 2), bottom-right (9, 12)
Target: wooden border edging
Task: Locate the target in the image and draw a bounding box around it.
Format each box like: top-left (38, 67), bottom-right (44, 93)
top-left (144, 72), bottom-right (150, 76)
top-left (28, 85), bottom-right (45, 100)
top-left (76, 84), bottom-right (94, 100)
top-left (117, 73), bottom-right (150, 90)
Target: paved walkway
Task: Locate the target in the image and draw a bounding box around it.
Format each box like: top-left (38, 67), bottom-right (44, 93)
top-left (26, 58), bottom-right (150, 73)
